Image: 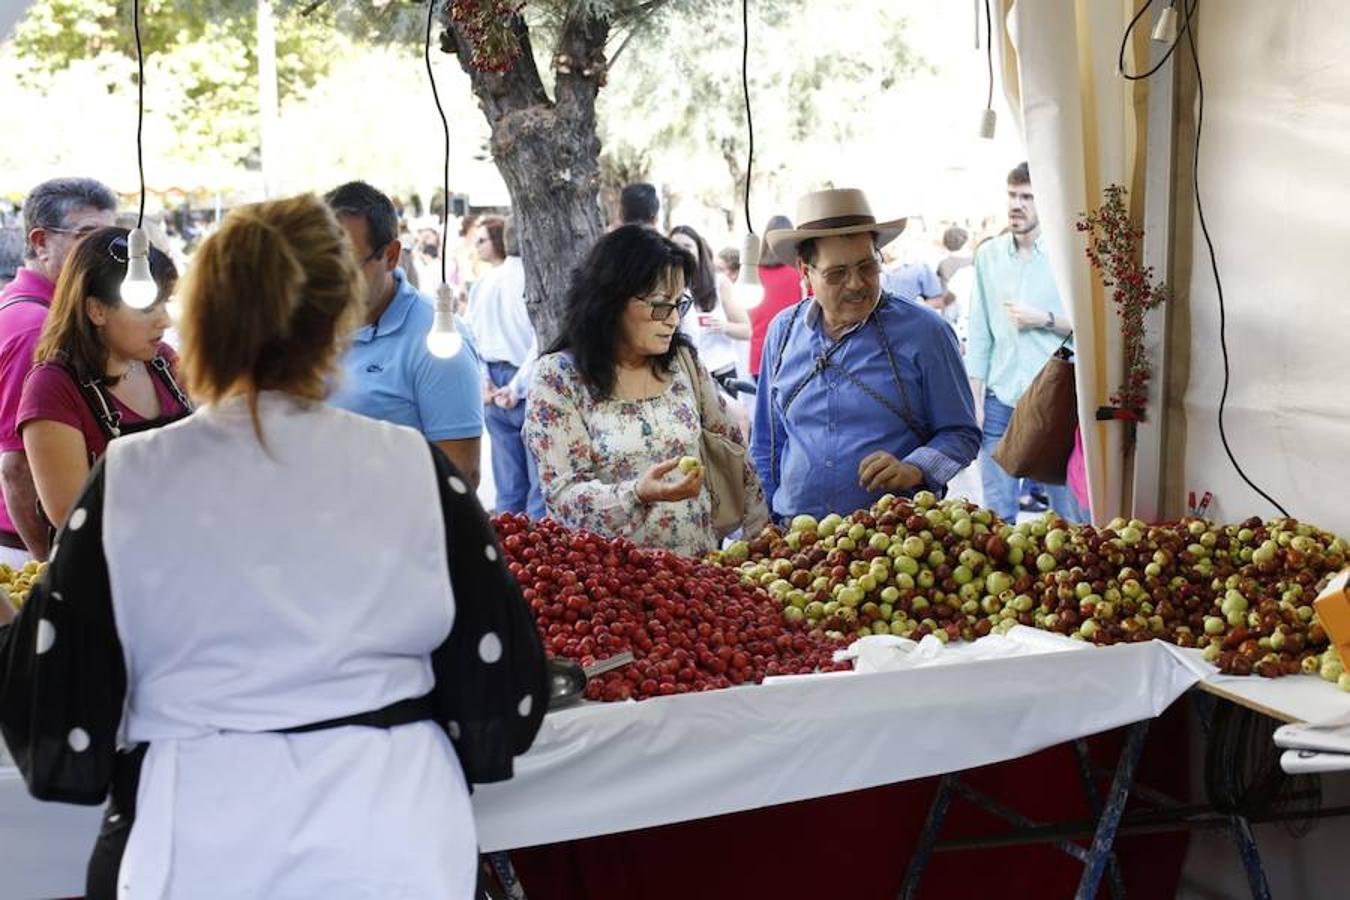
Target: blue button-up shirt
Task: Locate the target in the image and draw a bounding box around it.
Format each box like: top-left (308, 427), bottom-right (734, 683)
top-left (751, 294), bottom-right (980, 520)
top-left (330, 269), bottom-right (484, 441)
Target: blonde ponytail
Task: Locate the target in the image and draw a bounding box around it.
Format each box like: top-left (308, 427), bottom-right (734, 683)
top-left (180, 194), bottom-right (361, 441)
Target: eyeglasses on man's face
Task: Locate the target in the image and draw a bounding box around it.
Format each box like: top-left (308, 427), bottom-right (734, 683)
top-left (635, 290), bottom-right (693, 322)
top-left (808, 254), bottom-right (883, 287)
top-left (43, 224), bottom-right (102, 239)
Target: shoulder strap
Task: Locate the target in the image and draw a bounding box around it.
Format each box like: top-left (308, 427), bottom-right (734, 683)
top-left (148, 355), bottom-right (193, 412)
top-left (0, 295), bottom-right (46, 314)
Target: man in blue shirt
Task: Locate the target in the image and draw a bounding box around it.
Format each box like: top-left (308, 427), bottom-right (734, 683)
top-left (965, 163), bottom-right (1084, 523)
top-left (326, 181), bottom-right (484, 486)
top-left (753, 188), bottom-right (980, 521)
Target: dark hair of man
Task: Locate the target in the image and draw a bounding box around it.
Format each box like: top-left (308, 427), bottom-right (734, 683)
top-left (943, 226), bottom-right (969, 253)
top-left (796, 232), bottom-right (881, 267)
top-left (323, 180), bottom-right (398, 254)
top-left (619, 182), bottom-right (659, 225)
top-left (0, 226), bottom-right (24, 281)
top-left (669, 225), bottom-right (718, 313)
top-left (478, 215), bottom-right (507, 260)
top-left (1008, 161), bottom-right (1031, 186)
top-left (548, 224), bottom-right (697, 400)
top-left (761, 215), bottom-right (794, 269)
top-left (716, 246), bottom-right (740, 275)
top-left (22, 177), bottom-right (118, 258)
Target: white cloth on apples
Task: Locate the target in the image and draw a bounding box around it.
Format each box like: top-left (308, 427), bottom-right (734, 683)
top-left (834, 626), bottom-right (1087, 674)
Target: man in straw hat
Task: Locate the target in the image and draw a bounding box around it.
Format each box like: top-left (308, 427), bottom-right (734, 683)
top-left (750, 188), bottom-right (980, 521)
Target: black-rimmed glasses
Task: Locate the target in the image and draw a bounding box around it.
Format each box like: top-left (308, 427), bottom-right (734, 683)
top-left (636, 290), bottom-right (694, 322)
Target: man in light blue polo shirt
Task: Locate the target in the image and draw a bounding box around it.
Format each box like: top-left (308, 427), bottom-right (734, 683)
top-left (326, 181), bottom-right (484, 486)
top-left (966, 162), bottom-right (1083, 522)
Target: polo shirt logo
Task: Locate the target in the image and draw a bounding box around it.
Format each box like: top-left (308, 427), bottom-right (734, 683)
top-left (366, 363), bottom-right (385, 374)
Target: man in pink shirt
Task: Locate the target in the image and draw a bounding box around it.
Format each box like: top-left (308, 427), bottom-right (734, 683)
top-left (0, 178), bottom-right (117, 564)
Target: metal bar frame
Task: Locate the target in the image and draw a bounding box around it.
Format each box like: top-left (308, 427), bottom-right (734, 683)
top-left (1074, 740), bottom-right (1129, 899)
top-left (899, 721), bottom-right (1151, 900)
top-left (1131, 2), bottom-right (1179, 521)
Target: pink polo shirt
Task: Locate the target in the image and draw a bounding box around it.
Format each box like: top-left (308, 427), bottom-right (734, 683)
top-left (0, 268), bottom-right (56, 535)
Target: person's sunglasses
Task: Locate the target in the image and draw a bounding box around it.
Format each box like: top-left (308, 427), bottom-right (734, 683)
top-left (809, 255), bottom-right (883, 287)
top-left (637, 290), bottom-right (694, 322)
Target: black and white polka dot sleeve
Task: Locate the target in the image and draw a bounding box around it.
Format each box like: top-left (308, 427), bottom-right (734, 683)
top-left (0, 458), bottom-right (125, 805)
top-left (426, 442), bottom-right (548, 784)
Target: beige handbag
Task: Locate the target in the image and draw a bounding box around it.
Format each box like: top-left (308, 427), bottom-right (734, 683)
top-left (676, 347), bottom-right (750, 537)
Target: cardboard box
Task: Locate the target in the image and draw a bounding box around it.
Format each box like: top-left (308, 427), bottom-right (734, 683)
top-left (1314, 569), bottom-right (1350, 668)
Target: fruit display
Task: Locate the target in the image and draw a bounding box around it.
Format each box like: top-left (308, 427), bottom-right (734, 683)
top-left (0, 560), bottom-right (46, 611)
top-left (493, 514), bottom-right (848, 702)
top-left (711, 493), bottom-right (1350, 685)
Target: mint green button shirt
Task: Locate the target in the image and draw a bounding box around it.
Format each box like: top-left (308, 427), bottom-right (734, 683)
top-left (964, 233), bottom-right (1069, 407)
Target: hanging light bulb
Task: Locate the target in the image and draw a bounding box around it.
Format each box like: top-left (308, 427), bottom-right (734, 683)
top-left (978, 108), bottom-right (997, 140)
top-left (426, 282), bottom-right (464, 359)
top-left (733, 232), bottom-right (765, 310)
top-left (1151, 2), bottom-right (1179, 43)
top-left (121, 226), bottom-right (158, 309)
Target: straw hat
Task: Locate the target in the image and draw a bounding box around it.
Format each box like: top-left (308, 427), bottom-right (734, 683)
top-left (763, 188), bottom-right (907, 263)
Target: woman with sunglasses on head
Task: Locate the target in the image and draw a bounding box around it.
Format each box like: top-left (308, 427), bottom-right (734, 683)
top-left (525, 225), bottom-right (769, 557)
top-left (18, 227), bottom-right (187, 530)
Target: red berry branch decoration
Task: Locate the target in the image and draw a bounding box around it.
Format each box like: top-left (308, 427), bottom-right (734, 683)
top-left (450, 0), bottom-right (526, 73)
top-left (1076, 185), bottom-right (1167, 419)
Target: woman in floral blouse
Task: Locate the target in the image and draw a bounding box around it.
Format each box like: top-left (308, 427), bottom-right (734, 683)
top-left (525, 226), bottom-right (769, 557)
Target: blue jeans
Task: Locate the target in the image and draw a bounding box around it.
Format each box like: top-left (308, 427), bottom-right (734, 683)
top-left (486, 361), bottom-right (545, 518)
top-left (980, 390), bottom-right (1087, 523)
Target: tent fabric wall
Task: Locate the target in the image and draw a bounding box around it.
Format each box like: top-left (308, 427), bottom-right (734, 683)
top-left (1167, 0), bottom-right (1350, 537)
top-left (994, 0), bottom-right (1158, 523)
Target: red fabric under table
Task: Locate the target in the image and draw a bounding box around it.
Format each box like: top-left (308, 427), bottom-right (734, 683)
top-left (509, 705), bottom-right (1190, 899)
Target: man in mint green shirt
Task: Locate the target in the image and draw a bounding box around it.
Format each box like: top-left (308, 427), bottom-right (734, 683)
top-left (965, 162), bottom-right (1085, 522)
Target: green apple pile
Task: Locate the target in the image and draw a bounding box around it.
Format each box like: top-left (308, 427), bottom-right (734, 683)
top-left (713, 493), bottom-right (1350, 683)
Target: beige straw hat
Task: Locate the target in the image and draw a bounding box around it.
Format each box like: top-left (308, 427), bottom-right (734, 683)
top-left (764, 188), bottom-right (907, 262)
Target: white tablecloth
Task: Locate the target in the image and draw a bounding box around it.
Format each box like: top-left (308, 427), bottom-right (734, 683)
top-left (471, 640), bottom-right (1210, 851)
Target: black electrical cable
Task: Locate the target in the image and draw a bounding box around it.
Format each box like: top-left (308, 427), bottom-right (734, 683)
top-left (983, 0), bottom-right (993, 111)
top-left (133, 0), bottom-right (146, 227)
top-left (1119, 0), bottom-right (1189, 82)
top-left (1181, 0), bottom-right (1289, 516)
top-left (426, 0), bottom-right (452, 285)
top-left (740, 0), bottom-right (754, 234)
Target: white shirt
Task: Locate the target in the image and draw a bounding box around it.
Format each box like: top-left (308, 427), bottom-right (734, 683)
top-left (680, 275), bottom-right (741, 374)
top-left (467, 256), bottom-right (539, 397)
top-left (103, 395), bottom-right (477, 898)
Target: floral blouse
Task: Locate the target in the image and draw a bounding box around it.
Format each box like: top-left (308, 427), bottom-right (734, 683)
top-left (525, 350), bottom-right (769, 558)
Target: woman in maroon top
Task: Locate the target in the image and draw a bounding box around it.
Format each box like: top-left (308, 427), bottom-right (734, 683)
top-left (748, 214), bottom-right (805, 379)
top-left (18, 226), bottom-right (187, 528)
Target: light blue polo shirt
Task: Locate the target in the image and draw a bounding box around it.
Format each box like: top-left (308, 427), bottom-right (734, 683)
top-left (330, 269), bottom-right (484, 441)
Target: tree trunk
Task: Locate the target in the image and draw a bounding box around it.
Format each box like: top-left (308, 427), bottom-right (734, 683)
top-left (443, 11), bottom-right (611, 349)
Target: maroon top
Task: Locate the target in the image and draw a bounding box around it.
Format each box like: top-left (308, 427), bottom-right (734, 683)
top-left (17, 344), bottom-right (187, 461)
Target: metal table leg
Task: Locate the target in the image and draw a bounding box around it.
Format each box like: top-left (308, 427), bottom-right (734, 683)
top-left (1074, 720), bottom-right (1150, 900)
top-left (487, 850), bottom-right (527, 900)
top-left (1227, 814), bottom-right (1273, 900)
top-left (1074, 739), bottom-right (1128, 900)
top-left (899, 774), bottom-right (956, 900)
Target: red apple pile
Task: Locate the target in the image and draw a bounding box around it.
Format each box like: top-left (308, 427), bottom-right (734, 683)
top-left (493, 514), bottom-right (849, 701)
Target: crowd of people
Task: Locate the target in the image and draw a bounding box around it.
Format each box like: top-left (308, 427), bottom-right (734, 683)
top-left (0, 162), bottom-right (1086, 895)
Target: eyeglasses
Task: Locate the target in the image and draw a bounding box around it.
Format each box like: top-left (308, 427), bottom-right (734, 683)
top-left (104, 236), bottom-right (130, 263)
top-left (808, 255), bottom-right (883, 287)
top-left (636, 290), bottom-right (694, 322)
top-left (43, 224), bottom-right (102, 238)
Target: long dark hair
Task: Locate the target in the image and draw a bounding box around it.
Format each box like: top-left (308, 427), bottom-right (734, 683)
top-left (669, 224), bottom-right (718, 313)
top-left (549, 225), bottom-right (697, 400)
top-left (36, 226), bottom-right (177, 385)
